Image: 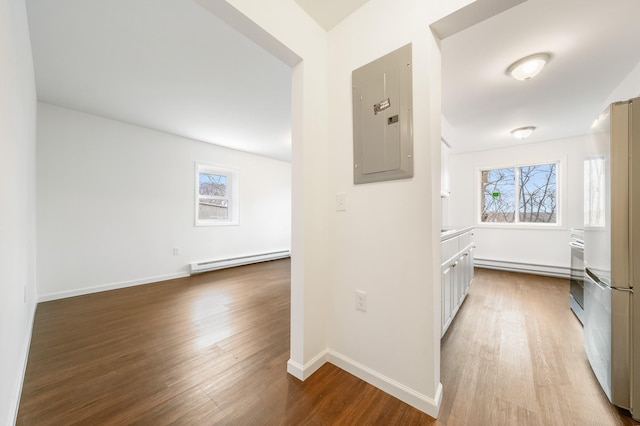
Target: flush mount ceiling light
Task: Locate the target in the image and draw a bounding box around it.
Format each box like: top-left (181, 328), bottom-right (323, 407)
top-left (507, 53), bottom-right (551, 81)
top-left (511, 126), bottom-right (536, 139)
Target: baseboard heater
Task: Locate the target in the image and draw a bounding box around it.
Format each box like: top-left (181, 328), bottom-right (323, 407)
top-left (475, 258), bottom-right (570, 279)
top-left (190, 250), bottom-right (290, 275)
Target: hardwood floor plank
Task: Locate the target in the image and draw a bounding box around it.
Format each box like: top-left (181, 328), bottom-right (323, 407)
top-left (440, 268), bottom-right (638, 426)
top-left (17, 261), bottom-right (639, 425)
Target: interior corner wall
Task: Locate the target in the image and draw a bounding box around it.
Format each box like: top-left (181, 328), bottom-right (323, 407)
top-left (324, 0), bottom-right (446, 417)
top-left (220, 0), bottom-right (331, 378)
top-left (446, 135), bottom-right (588, 274)
top-left (222, 0), bottom-right (476, 417)
top-left (0, 0), bottom-right (38, 423)
top-left (36, 102), bottom-right (291, 300)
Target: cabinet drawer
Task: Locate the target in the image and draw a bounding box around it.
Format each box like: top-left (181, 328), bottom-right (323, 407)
top-left (442, 237), bottom-right (458, 264)
top-left (458, 231), bottom-right (473, 251)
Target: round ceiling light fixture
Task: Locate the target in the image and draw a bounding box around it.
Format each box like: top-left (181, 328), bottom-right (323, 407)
top-left (511, 126), bottom-right (536, 139)
top-left (507, 53), bottom-right (551, 81)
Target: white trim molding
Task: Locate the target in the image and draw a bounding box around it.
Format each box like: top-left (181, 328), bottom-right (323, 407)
top-left (327, 351), bottom-right (442, 419)
top-left (286, 349), bottom-right (442, 418)
top-left (287, 350), bottom-right (329, 381)
top-left (37, 272), bottom-right (190, 302)
top-left (475, 258), bottom-right (570, 279)
top-left (10, 303), bottom-right (37, 425)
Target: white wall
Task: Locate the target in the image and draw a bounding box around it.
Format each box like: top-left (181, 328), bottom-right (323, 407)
top-left (223, 0), bottom-right (476, 417)
top-left (36, 102), bottom-right (291, 299)
top-left (220, 0), bottom-right (331, 382)
top-left (444, 61), bottom-right (640, 277)
top-left (605, 59), bottom-right (640, 106)
top-left (323, 0), bottom-right (479, 416)
top-left (325, 0), bottom-right (443, 416)
top-left (447, 135), bottom-right (588, 274)
top-left (214, 1), bottom-right (637, 418)
top-left (0, 0), bottom-right (37, 423)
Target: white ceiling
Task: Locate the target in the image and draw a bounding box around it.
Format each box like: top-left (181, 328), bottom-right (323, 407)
top-left (294, 0), bottom-right (640, 153)
top-left (294, 0), bottom-right (370, 31)
top-left (441, 0), bottom-right (640, 153)
top-left (26, 0), bottom-right (640, 161)
top-left (26, 0), bottom-right (293, 162)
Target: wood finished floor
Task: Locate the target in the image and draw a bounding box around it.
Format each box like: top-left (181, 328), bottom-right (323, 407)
top-left (17, 260), bottom-right (639, 425)
top-left (440, 268), bottom-right (637, 426)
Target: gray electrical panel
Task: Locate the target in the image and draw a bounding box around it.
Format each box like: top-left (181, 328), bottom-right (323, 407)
top-left (352, 43), bottom-right (413, 185)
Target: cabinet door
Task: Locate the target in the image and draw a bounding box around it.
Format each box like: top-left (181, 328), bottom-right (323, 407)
top-left (453, 256), bottom-right (463, 307)
top-left (468, 246), bottom-right (475, 287)
top-left (442, 264), bottom-right (454, 336)
top-left (460, 252), bottom-right (469, 301)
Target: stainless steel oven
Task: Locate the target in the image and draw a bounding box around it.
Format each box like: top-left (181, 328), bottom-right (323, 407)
top-left (569, 228), bottom-right (585, 324)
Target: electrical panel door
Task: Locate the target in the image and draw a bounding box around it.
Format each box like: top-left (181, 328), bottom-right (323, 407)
top-left (352, 43), bottom-right (413, 184)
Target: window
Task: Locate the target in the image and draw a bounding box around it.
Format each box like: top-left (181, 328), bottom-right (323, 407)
top-left (480, 162), bottom-right (558, 225)
top-left (584, 156), bottom-right (605, 227)
top-left (195, 163), bottom-right (239, 226)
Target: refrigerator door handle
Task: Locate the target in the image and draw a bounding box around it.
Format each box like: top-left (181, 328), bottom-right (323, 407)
top-left (586, 267), bottom-right (633, 292)
top-left (585, 267), bottom-right (608, 290)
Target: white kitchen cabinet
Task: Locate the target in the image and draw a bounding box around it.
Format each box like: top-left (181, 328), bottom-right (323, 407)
top-left (441, 262), bottom-right (454, 331)
top-left (466, 245), bottom-right (475, 291)
top-left (455, 254), bottom-right (465, 306)
top-left (441, 228), bottom-right (475, 337)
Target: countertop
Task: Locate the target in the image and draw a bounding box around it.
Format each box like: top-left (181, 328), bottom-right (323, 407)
top-left (441, 226), bottom-right (474, 241)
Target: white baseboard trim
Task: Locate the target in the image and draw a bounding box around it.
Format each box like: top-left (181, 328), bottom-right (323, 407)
top-left (287, 349), bottom-right (329, 381)
top-left (10, 301), bottom-right (37, 425)
top-left (190, 250), bottom-right (290, 275)
top-left (474, 258), bottom-right (570, 279)
top-left (287, 349), bottom-right (442, 418)
top-left (327, 350), bottom-right (442, 419)
top-left (37, 272), bottom-right (190, 302)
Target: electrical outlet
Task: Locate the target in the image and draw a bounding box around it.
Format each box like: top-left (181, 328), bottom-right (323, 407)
top-left (173, 247), bottom-right (181, 256)
top-left (355, 290), bottom-right (367, 312)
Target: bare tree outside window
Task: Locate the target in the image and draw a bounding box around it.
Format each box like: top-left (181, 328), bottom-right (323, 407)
top-left (195, 164), bottom-right (238, 226)
top-left (481, 168), bottom-right (515, 222)
top-left (519, 164), bottom-right (556, 223)
top-left (481, 163), bottom-right (558, 224)
top-left (199, 173), bottom-right (227, 197)
top-left (198, 172), bottom-right (229, 221)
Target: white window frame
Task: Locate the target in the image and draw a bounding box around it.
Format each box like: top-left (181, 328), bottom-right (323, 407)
top-left (195, 163), bottom-right (239, 226)
top-left (475, 157), bottom-right (565, 229)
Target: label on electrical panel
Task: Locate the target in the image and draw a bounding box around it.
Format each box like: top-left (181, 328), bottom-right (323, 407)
top-left (373, 98), bottom-right (391, 115)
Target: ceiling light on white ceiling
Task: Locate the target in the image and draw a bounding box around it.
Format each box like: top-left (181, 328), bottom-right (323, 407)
top-left (507, 53), bottom-right (550, 81)
top-left (511, 126), bottom-right (536, 139)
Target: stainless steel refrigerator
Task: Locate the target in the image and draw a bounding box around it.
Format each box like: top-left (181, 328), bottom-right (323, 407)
top-left (584, 96), bottom-right (640, 419)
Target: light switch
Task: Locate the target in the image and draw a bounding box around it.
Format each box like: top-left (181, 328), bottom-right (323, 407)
top-left (336, 193), bottom-right (346, 212)
top-left (356, 290), bottom-right (367, 312)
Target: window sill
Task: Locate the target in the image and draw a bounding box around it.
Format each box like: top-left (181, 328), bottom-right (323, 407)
top-left (195, 221), bottom-right (240, 227)
top-left (475, 223), bottom-right (567, 231)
